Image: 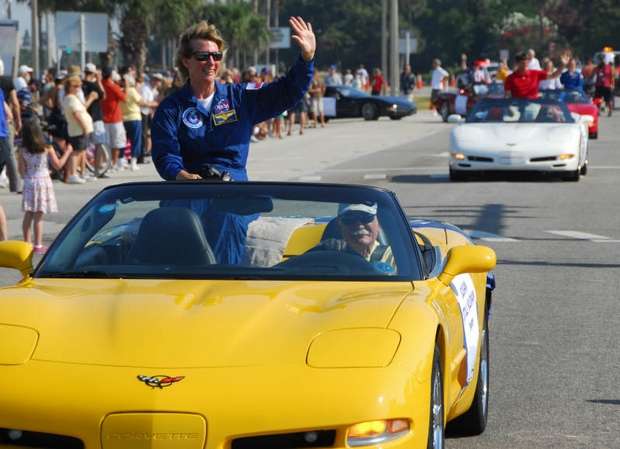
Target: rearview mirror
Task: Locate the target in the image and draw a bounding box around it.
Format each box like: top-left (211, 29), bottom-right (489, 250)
top-left (447, 114), bottom-right (465, 124)
top-left (0, 241), bottom-right (34, 279)
top-left (438, 244), bottom-right (496, 285)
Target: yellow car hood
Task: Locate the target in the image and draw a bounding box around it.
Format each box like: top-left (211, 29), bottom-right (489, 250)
top-left (1, 279), bottom-right (412, 368)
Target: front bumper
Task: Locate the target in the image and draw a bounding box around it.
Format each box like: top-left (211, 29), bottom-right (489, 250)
top-left (0, 361), bottom-right (431, 449)
top-left (449, 155), bottom-right (579, 173)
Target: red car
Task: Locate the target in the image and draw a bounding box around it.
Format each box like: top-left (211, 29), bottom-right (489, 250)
top-left (541, 90), bottom-right (599, 139)
top-left (434, 83), bottom-right (504, 122)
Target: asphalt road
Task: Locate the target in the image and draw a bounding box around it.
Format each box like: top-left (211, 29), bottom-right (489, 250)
top-left (1, 109), bottom-right (618, 448)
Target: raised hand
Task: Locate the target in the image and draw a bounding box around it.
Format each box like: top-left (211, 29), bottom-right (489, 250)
top-left (289, 16), bottom-right (316, 62)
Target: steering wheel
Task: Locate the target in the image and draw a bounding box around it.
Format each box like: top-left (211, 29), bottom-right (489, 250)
top-left (275, 250), bottom-right (384, 275)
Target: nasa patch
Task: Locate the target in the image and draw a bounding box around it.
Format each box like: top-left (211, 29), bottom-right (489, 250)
top-left (213, 99), bottom-right (230, 114)
top-left (182, 107), bottom-right (204, 129)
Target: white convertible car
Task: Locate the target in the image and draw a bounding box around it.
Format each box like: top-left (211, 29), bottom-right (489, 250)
top-left (448, 98), bottom-right (592, 182)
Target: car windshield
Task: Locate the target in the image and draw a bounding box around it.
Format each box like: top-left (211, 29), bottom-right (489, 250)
top-left (467, 99), bottom-right (574, 123)
top-left (35, 183), bottom-right (421, 281)
top-left (541, 90), bottom-right (590, 104)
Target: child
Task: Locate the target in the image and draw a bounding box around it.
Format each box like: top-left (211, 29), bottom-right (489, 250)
top-left (18, 119), bottom-right (72, 254)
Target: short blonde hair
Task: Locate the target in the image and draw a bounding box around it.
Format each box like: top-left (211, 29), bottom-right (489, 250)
top-left (63, 75), bottom-right (81, 91)
top-left (176, 21), bottom-right (226, 80)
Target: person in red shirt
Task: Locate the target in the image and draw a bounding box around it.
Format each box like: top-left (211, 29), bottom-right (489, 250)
top-left (505, 51), bottom-right (567, 99)
top-left (594, 60), bottom-right (615, 116)
top-left (101, 67), bottom-right (128, 170)
top-left (371, 68), bottom-right (387, 95)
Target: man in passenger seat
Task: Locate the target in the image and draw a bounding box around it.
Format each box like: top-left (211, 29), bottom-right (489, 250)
top-left (311, 203), bottom-right (395, 272)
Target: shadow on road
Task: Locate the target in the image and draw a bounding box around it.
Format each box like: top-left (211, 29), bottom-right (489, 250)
top-left (587, 399), bottom-right (620, 405)
top-left (392, 173), bottom-right (572, 183)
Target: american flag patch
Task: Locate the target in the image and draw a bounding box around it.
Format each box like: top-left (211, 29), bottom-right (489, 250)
top-left (245, 82), bottom-right (264, 90)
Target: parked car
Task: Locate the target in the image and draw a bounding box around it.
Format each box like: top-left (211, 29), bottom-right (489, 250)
top-left (323, 85), bottom-right (416, 120)
top-left (434, 83), bottom-right (504, 122)
top-left (541, 90), bottom-right (600, 139)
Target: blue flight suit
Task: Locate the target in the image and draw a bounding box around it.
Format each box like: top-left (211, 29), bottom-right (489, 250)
top-left (152, 56), bottom-right (314, 181)
top-left (151, 56), bottom-right (314, 265)
top-left (560, 71), bottom-right (584, 92)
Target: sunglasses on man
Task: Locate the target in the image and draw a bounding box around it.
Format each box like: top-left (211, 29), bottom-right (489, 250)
top-left (340, 211), bottom-right (376, 225)
top-left (192, 51), bottom-right (223, 62)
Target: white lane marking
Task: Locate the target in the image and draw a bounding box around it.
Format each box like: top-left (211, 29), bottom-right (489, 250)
top-left (363, 173), bottom-right (387, 180)
top-left (592, 239), bottom-right (620, 243)
top-left (324, 166), bottom-right (444, 173)
top-left (466, 230), bottom-right (519, 242)
top-left (546, 230), bottom-right (612, 240)
top-left (589, 166), bottom-right (620, 169)
top-left (298, 175), bottom-right (322, 181)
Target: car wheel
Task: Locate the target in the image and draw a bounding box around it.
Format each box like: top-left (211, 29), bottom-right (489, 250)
top-left (440, 103), bottom-right (449, 123)
top-left (580, 162), bottom-right (588, 176)
top-left (562, 170), bottom-right (580, 182)
top-left (427, 344), bottom-right (444, 449)
top-left (589, 131), bottom-right (598, 139)
top-left (448, 311), bottom-right (489, 435)
top-left (361, 103), bottom-right (379, 120)
top-left (449, 168), bottom-right (467, 182)
top-left (389, 115), bottom-right (402, 120)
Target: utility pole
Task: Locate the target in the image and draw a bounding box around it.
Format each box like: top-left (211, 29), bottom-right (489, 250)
top-left (274, 0), bottom-right (279, 71)
top-left (381, 0), bottom-right (387, 81)
top-left (389, 0), bottom-right (399, 95)
top-left (31, 0), bottom-right (39, 78)
top-left (266, 0), bottom-right (271, 67)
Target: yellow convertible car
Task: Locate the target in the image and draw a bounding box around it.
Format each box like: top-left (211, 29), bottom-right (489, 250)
top-left (0, 182), bottom-right (496, 449)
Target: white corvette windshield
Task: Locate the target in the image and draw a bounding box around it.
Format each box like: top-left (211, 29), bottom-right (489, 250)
top-left (469, 99), bottom-right (573, 123)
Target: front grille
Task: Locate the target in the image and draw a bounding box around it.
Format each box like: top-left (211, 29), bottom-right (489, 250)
top-left (231, 430), bottom-right (336, 449)
top-left (467, 156), bottom-right (494, 162)
top-left (0, 429), bottom-right (83, 449)
top-left (530, 156), bottom-right (557, 162)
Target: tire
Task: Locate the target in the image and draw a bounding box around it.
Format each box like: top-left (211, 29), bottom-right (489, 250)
top-left (389, 115), bottom-right (403, 120)
top-left (562, 170), bottom-right (580, 182)
top-left (439, 103), bottom-right (450, 123)
top-left (449, 168), bottom-right (467, 182)
top-left (85, 143), bottom-right (112, 177)
top-left (427, 344), bottom-right (444, 449)
top-left (448, 312), bottom-right (489, 435)
top-left (580, 162), bottom-right (588, 176)
top-left (361, 103), bottom-right (379, 121)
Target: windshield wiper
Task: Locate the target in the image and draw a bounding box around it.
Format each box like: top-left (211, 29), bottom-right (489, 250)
top-left (41, 270), bottom-right (118, 279)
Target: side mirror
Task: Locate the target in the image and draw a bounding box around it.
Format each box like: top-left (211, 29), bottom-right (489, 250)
top-left (438, 244), bottom-right (496, 285)
top-left (447, 114), bottom-right (465, 124)
top-left (0, 241), bottom-right (34, 279)
top-left (580, 114), bottom-right (594, 125)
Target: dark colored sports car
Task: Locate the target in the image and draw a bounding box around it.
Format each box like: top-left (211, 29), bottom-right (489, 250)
top-left (324, 85), bottom-right (416, 120)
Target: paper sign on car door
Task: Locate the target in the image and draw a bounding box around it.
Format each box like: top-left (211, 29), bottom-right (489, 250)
top-left (450, 273), bottom-right (479, 385)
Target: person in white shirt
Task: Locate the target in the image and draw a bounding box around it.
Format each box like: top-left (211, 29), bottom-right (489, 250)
top-left (139, 73), bottom-right (162, 161)
top-left (430, 58), bottom-right (449, 113)
top-left (14, 65), bottom-right (33, 92)
top-left (343, 69), bottom-right (354, 86)
top-left (356, 64), bottom-right (369, 91)
top-left (538, 60), bottom-right (562, 90)
top-left (527, 49), bottom-right (542, 70)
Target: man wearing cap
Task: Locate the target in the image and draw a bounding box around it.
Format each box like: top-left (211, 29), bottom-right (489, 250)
top-left (505, 51), bottom-right (568, 99)
top-left (83, 63), bottom-right (109, 177)
top-left (310, 203), bottom-right (395, 271)
top-left (101, 67), bottom-right (128, 170)
top-left (140, 73), bottom-right (163, 162)
top-left (14, 65), bottom-right (33, 92)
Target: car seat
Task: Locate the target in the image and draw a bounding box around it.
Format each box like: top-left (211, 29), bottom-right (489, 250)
top-left (127, 207), bottom-right (216, 266)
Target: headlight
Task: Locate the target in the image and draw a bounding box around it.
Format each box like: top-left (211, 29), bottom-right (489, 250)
top-left (0, 324), bottom-right (39, 365)
top-left (390, 104), bottom-right (398, 111)
top-left (451, 152), bottom-right (466, 160)
top-left (558, 153), bottom-right (575, 160)
top-left (347, 419), bottom-right (410, 447)
top-left (306, 328), bottom-right (400, 368)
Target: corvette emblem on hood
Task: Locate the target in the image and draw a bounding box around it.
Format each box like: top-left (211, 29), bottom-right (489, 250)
top-left (137, 375), bottom-right (185, 389)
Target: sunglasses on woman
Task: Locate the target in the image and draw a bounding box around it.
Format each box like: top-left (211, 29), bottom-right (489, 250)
top-left (192, 51), bottom-right (223, 62)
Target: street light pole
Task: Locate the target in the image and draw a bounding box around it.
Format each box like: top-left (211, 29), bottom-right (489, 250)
top-left (381, 0), bottom-right (387, 81)
top-left (389, 0), bottom-right (399, 95)
top-left (31, 0), bottom-right (39, 78)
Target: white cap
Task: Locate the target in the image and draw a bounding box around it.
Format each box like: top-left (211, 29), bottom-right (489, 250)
top-left (0, 59), bottom-right (4, 76)
top-left (151, 72), bottom-right (164, 81)
top-left (18, 64), bottom-right (33, 74)
top-left (339, 203), bottom-right (378, 216)
top-left (84, 62), bottom-right (97, 73)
